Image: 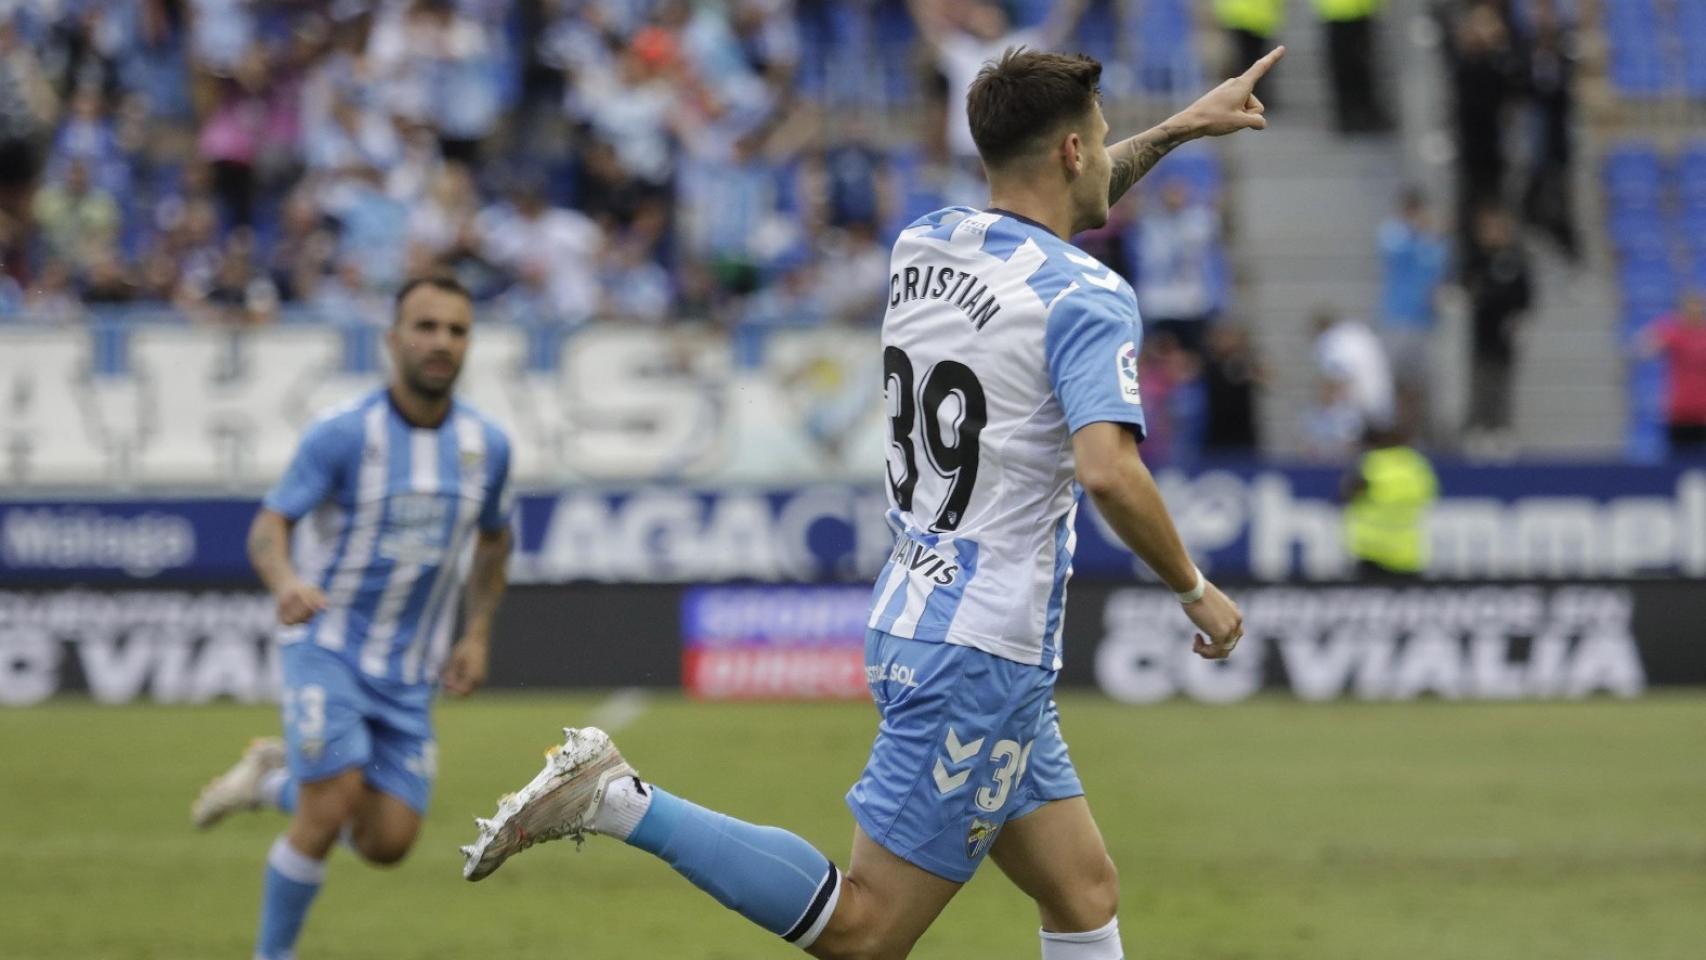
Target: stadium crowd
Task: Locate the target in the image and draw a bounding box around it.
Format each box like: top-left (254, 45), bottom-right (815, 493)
top-left (0, 0), bottom-right (1258, 464)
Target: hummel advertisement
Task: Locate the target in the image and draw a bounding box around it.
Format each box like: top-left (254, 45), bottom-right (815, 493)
top-left (5, 463), bottom-right (1706, 585)
top-left (3, 582), bottom-right (1701, 706)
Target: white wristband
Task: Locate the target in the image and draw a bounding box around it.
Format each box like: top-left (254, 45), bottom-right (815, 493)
top-left (1174, 567), bottom-right (1206, 604)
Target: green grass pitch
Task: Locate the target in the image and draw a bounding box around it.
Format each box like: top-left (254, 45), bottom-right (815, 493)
top-left (2, 693), bottom-right (1703, 959)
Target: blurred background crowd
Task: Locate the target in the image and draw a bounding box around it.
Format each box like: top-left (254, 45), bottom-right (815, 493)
top-left (0, 0), bottom-right (1702, 468)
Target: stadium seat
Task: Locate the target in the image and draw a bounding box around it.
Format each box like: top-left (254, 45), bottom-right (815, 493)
top-left (1607, 206), bottom-right (1669, 257)
top-left (1679, 143), bottom-right (1706, 205)
top-left (1602, 146), bottom-right (1666, 208)
top-left (1617, 259), bottom-right (1685, 315)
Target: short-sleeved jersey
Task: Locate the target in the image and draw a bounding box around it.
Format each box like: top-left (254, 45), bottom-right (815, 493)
top-left (867, 207), bottom-right (1146, 670)
top-left (264, 389), bottom-right (514, 687)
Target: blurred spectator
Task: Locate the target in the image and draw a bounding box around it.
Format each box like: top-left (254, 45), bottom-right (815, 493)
top-left (48, 85), bottom-right (127, 197)
top-left (1202, 323), bottom-right (1264, 456)
top-left (81, 246), bottom-right (135, 305)
top-left (908, 0), bottom-right (1086, 200)
top-left (0, 20), bottom-right (58, 281)
top-left (1216, 0), bottom-right (1285, 111)
top-left (1377, 188), bottom-right (1449, 413)
top-left (31, 158), bottom-right (119, 270)
top-left (477, 178), bottom-right (601, 323)
top-left (1518, 0), bottom-right (1578, 260)
top-left (569, 29), bottom-right (685, 189)
top-left (197, 53), bottom-right (270, 228)
top-left (1442, 2), bottom-right (1520, 244)
top-left (1341, 426), bottom-right (1438, 580)
top-left (312, 259), bottom-right (387, 326)
top-left (1137, 179), bottom-right (1219, 356)
top-left (1462, 205), bottom-right (1532, 452)
top-left (270, 189), bottom-right (330, 301)
top-left (743, 252), bottom-right (826, 328)
top-left (1315, 0), bottom-right (1390, 133)
top-left (1133, 331), bottom-right (1206, 467)
top-left (575, 138), bottom-right (671, 248)
top-left (325, 169), bottom-right (410, 291)
top-left (406, 163), bottom-right (480, 262)
top-left (597, 232), bottom-right (675, 323)
top-left (305, 90), bottom-right (401, 176)
top-left (815, 222), bottom-right (889, 325)
top-left (1304, 376), bottom-right (1366, 461)
top-left (368, 0), bottom-right (501, 164)
top-left (800, 124), bottom-right (894, 233)
top-left (1641, 292), bottom-right (1706, 457)
top-left (40, 2), bottom-right (126, 101)
top-left (23, 258), bottom-right (82, 324)
top-left (1312, 305), bottom-right (1395, 439)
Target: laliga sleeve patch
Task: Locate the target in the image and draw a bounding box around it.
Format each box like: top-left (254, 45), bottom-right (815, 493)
top-left (1117, 341), bottom-right (1141, 404)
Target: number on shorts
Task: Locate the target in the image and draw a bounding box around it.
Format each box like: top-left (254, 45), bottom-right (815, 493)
top-left (285, 684), bottom-right (327, 742)
top-left (975, 738), bottom-right (1035, 812)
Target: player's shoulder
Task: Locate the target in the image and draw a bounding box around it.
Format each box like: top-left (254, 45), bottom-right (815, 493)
top-left (1038, 243), bottom-right (1132, 324)
top-left (299, 390), bottom-right (384, 450)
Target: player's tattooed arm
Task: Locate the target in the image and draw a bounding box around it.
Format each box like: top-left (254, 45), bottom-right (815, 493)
top-left (1106, 46), bottom-right (1285, 208)
top-left (1105, 122), bottom-right (1190, 208)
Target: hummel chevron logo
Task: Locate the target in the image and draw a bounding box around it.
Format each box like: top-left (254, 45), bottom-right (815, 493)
top-left (1063, 250), bottom-right (1122, 291)
top-left (932, 728), bottom-right (985, 795)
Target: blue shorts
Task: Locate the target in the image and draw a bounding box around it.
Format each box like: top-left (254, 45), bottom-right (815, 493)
top-left (279, 642), bottom-right (437, 814)
top-left (846, 629), bottom-right (1084, 883)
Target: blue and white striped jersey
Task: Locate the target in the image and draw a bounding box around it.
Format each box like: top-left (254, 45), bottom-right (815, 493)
top-left (868, 207), bottom-right (1146, 670)
top-left (264, 389), bottom-right (514, 687)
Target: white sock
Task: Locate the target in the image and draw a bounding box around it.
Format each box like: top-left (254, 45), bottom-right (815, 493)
top-left (588, 774), bottom-right (653, 841)
top-left (267, 835), bottom-right (327, 885)
top-left (259, 769), bottom-right (291, 811)
top-left (1040, 917), bottom-right (1122, 960)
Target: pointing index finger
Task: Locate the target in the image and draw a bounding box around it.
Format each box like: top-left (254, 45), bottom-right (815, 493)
top-left (1242, 45), bottom-right (1286, 82)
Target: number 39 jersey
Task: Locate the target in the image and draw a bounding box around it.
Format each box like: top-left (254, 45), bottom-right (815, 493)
top-left (868, 207), bottom-right (1147, 670)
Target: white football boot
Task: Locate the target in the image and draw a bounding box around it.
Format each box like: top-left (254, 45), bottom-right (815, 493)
top-left (191, 737), bottom-right (286, 830)
top-left (461, 727), bottom-right (635, 881)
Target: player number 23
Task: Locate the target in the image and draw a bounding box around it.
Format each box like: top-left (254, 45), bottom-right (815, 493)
top-left (884, 346), bottom-right (989, 532)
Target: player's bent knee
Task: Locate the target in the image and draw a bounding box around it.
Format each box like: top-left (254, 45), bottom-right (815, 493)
top-left (1039, 854), bottom-right (1119, 933)
top-left (355, 839), bottom-right (413, 867)
top-left (350, 818), bottom-right (420, 867)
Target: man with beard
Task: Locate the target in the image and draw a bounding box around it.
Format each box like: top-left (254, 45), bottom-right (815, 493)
top-left (191, 275), bottom-right (515, 960)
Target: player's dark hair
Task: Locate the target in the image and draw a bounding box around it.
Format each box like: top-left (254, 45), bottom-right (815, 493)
top-left (966, 48), bottom-right (1102, 170)
top-left (392, 275), bottom-right (472, 325)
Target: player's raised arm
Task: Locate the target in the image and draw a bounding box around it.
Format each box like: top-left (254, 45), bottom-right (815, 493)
top-left (247, 508), bottom-right (325, 626)
top-left (1105, 46), bottom-right (1285, 207)
top-left (1072, 423), bottom-right (1243, 659)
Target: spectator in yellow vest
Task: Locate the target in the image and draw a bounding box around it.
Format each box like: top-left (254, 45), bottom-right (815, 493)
top-left (1216, 0), bottom-right (1285, 111)
top-left (1316, 0), bottom-right (1391, 133)
top-left (1341, 427), bottom-right (1438, 580)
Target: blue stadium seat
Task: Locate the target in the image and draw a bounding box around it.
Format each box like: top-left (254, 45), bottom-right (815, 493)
top-left (1679, 143), bottom-right (1706, 202)
top-left (1622, 261), bottom-right (1682, 317)
top-left (1608, 55), bottom-right (1674, 97)
top-left (1602, 146), bottom-right (1666, 207)
top-left (1608, 206), bottom-right (1669, 257)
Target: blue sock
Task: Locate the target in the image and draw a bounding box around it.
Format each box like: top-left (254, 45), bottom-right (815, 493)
top-left (255, 836), bottom-right (324, 960)
top-left (261, 769), bottom-right (297, 814)
top-left (620, 784), bottom-right (841, 949)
